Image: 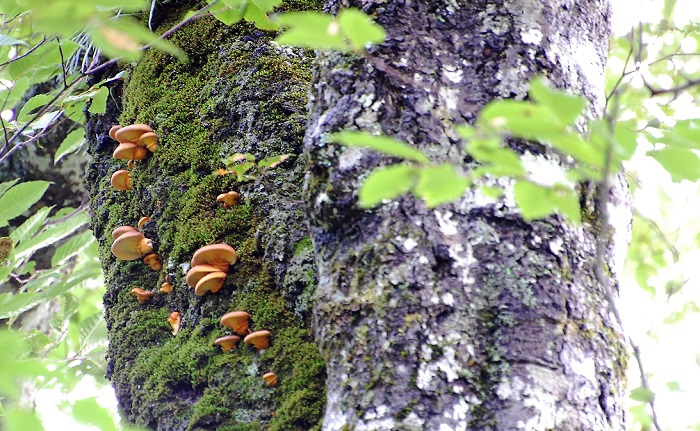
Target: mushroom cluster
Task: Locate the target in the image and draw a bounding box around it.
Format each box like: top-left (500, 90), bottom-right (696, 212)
top-left (217, 310), bottom-right (276, 386)
top-left (111, 225), bottom-right (161, 272)
top-left (108, 124), bottom-right (158, 190)
top-left (186, 244), bottom-right (238, 296)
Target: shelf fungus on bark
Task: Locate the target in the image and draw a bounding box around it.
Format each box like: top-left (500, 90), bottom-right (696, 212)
top-left (113, 142), bottom-right (147, 161)
top-left (111, 228), bottom-right (153, 260)
top-left (194, 271), bottom-right (227, 296)
top-left (143, 253), bottom-right (161, 271)
top-left (244, 330), bottom-right (271, 350)
top-left (108, 125), bottom-right (122, 140)
top-left (214, 335), bottom-right (241, 352)
top-left (138, 132), bottom-right (158, 152)
top-left (220, 311), bottom-right (250, 336)
top-left (114, 124), bottom-right (153, 144)
top-left (130, 287), bottom-right (153, 304)
top-left (168, 311), bottom-right (181, 335)
top-left (262, 372), bottom-right (277, 386)
top-left (216, 191), bottom-right (240, 208)
top-left (110, 169), bottom-right (132, 191)
top-left (190, 243), bottom-right (238, 272)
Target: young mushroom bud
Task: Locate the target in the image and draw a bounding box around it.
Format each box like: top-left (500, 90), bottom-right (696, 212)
top-left (143, 253), bottom-right (162, 271)
top-left (216, 191), bottom-right (240, 208)
top-left (168, 311), bottom-right (181, 335)
top-left (130, 287), bottom-right (154, 304)
top-left (114, 124), bottom-right (153, 144)
top-left (214, 335), bottom-right (241, 352)
top-left (244, 330), bottom-right (271, 350)
top-left (262, 372), bottom-right (277, 387)
top-left (112, 230), bottom-right (153, 260)
top-left (220, 311), bottom-right (250, 336)
top-left (110, 170), bottom-right (132, 191)
top-left (160, 281), bottom-right (174, 294)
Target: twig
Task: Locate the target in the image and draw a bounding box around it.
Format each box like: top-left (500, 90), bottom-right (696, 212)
top-left (0, 36), bottom-right (49, 68)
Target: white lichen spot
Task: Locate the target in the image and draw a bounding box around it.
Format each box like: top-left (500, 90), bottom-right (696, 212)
top-left (315, 192), bottom-right (331, 208)
top-left (451, 397), bottom-right (469, 421)
top-left (357, 93), bottom-right (375, 108)
top-left (419, 255), bottom-right (429, 264)
top-left (404, 237), bottom-right (418, 251)
top-left (417, 362), bottom-right (435, 390)
top-left (398, 58), bottom-right (408, 67)
top-left (442, 292), bottom-right (455, 306)
top-left (438, 86), bottom-right (459, 111)
top-left (435, 210), bottom-right (458, 236)
top-left (520, 152), bottom-right (573, 188)
top-left (521, 28), bottom-right (543, 45)
top-left (357, 418), bottom-right (395, 431)
top-left (443, 65), bottom-right (464, 83)
top-left (431, 295), bottom-right (440, 304)
top-left (404, 412), bottom-right (425, 427)
top-left (448, 243), bottom-right (476, 285)
top-left (548, 237), bottom-right (563, 256)
top-left (453, 384), bottom-right (464, 394)
top-left (338, 146), bottom-right (365, 170)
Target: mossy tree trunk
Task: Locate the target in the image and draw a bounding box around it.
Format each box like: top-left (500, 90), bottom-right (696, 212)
top-left (305, 0), bottom-right (629, 430)
top-left (85, 0), bottom-right (630, 430)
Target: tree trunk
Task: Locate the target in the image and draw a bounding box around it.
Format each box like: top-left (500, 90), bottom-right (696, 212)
top-left (305, 0), bottom-right (629, 430)
top-left (86, 0), bottom-right (630, 430)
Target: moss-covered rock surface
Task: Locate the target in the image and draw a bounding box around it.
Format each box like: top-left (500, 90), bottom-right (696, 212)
top-left (85, 3), bottom-right (325, 429)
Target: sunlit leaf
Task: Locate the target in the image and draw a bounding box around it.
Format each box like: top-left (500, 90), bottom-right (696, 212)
top-left (51, 230), bottom-right (95, 267)
top-left (337, 9), bottom-right (386, 51)
top-left (358, 164), bottom-right (417, 207)
top-left (630, 386), bottom-right (655, 402)
top-left (276, 12), bottom-right (348, 51)
top-left (9, 206), bottom-right (53, 244)
top-left (0, 34), bottom-right (30, 47)
top-left (648, 147), bottom-right (700, 182)
top-left (245, 0), bottom-right (282, 30)
top-left (414, 163), bottom-right (470, 208)
top-left (332, 131), bottom-right (429, 163)
top-left (513, 181), bottom-right (580, 223)
top-left (528, 76), bottom-right (586, 126)
top-left (2, 406), bottom-right (45, 431)
top-left (0, 181), bottom-right (51, 228)
top-left (72, 398), bottom-right (118, 431)
top-left (54, 128), bottom-right (86, 164)
top-left (88, 87), bottom-right (109, 114)
top-left (14, 212), bottom-right (90, 258)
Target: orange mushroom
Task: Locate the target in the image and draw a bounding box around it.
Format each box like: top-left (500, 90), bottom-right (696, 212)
top-left (109, 125), bottom-right (122, 140)
top-left (114, 124), bottom-right (153, 144)
top-left (112, 230), bottom-right (153, 260)
top-left (113, 142), bottom-right (147, 161)
top-left (194, 271), bottom-right (227, 296)
top-left (190, 244), bottom-right (238, 272)
top-left (214, 335), bottom-right (241, 352)
top-left (111, 225), bottom-right (139, 240)
top-left (168, 311), bottom-right (181, 335)
top-left (138, 132), bottom-right (158, 152)
top-left (137, 216), bottom-right (150, 230)
top-left (216, 191), bottom-right (240, 208)
top-left (110, 170), bottom-right (132, 191)
top-left (220, 311), bottom-right (250, 336)
top-left (244, 330), bottom-right (271, 350)
top-left (160, 281), bottom-right (174, 294)
top-left (262, 372), bottom-right (277, 386)
top-left (185, 264), bottom-right (221, 287)
top-left (130, 287), bottom-right (153, 304)
top-left (143, 253), bottom-right (161, 271)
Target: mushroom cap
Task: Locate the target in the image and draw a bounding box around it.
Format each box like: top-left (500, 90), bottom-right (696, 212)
top-left (194, 271), bottom-right (227, 296)
top-left (220, 311), bottom-right (250, 336)
top-left (262, 372), bottom-right (277, 386)
top-left (160, 281), bottom-right (174, 294)
top-left (190, 244), bottom-right (238, 272)
top-left (130, 287), bottom-right (153, 304)
top-left (185, 264), bottom-right (222, 287)
top-left (115, 124), bottom-right (153, 143)
top-left (168, 311), bottom-right (181, 335)
top-left (111, 225), bottom-right (139, 240)
top-left (138, 132), bottom-right (158, 152)
top-left (216, 191), bottom-right (239, 207)
top-left (108, 125), bottom-right (122, 140)
top-left (244, 330), bottom-right (271, 350)
top-left (112, 231), bottom-right (153, 260)
top-left (110, 170), bottom-right (132, 191)
top-left (137, 216), bottom-right (150, 230)
top-left (143, 253), bottom-right (162, 270)
top-left (113, 142), bottom-right (147, 161)
top-left (214, 335), bottom-right (241, 352)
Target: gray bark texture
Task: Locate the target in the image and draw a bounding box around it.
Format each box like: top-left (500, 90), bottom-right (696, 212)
top-left (304, 0), bottom-right (630, 430)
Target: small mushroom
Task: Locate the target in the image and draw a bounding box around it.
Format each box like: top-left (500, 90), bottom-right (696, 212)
top-left (262, 372), bottom-right (277, 386)
top-left (143, 253), bottom-right (162, 271)
top-left (190, 244), bottom-right (238, 272)
top-left (131, 287), bottom-right (153, 304)
top-left (137, 216), bottom-right (150, 230)
top-left (194, 271), bottom-right (227, 296)
top-left (168, 311), bottom-right (181, 335)
top-left (112, 230), bottom-right (153, 260)
top-left (185, 264), bottom-right (222, 287)
top-left (109, 125), bottom-right (122, 140)
top-left (214, 335), bottom-right (241, 352)
top-left (220, 311), bottom-right (250, 336)
top-left (216, 191), bottom-right (240, 208)
top-left (244, 330), bottom-right (271, 350)
top-left (160, 281), bottom-right (174, 294)
top-left (113, 142), bottom-right (147, 161)
top-left (111, 225), bottom-right (139, 240)
top-left (110, 170), bottom-right (132, 191)
top-left (138, 132), bottom-right (158, 152)
top-left (115, 124), bottom-right (153, 144)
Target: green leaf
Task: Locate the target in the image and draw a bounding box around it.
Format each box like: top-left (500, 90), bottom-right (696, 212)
top-left (72, 398), bottom-right (118, 431)
top-left (466, 137), bottom-right (526, 176)
top-left (0, 179), bottom-right (19, 199)
top-left (276, 12), bottom-right (348, 51)
top-left (414, 163), bottom-right (470, 208)
top-left (211, 0), bottom-right (246, 26)
top-left (79, 313), bottom-right (108, 354)
top-left (89, 17), bottom-right (186, 62)
top-left (2, 406), bottom-right (45, 431)
top-left (479, 100), bottom-right (566, 140)
top-left (0, 34), bottom-right (30, 47)
top-left (88, 87), bottom-right (109, 114)
top-left (258, 154), bottom-right (292, 169)
top-left (648, 147), bottom-right (700, 182)
top-left (528, 76), bottom-right (586, 126)
top-left (629, 404), bottom-right (652, 428)
top-left (662, 0), bottom-right (677, 20)
top-left (14, 212), bottom-right (90, 258)
top-left (630, 386), bottom-right (655, 403)
top-left (51, 230), bottom-right (95, 267)
top-left (0, 181), bottom-right (51, 228)
top-left (666, 381), bottom-right (681, 392)
top-left (338, 9), bottom-right (386, 51)
top-left (332, 131), bottom-right (429, 163)
top-left (54, 128), bottom-right (86, 164)
top-left (358, 164), bottom-right (417, 207)
top-left (16, 93), bottom-right (55, 123)
top-left (9, 206), bottom-right (53, 244)
top-left (245, 0), bottom-right (282, 30)
top-left (7, 40), bottom-right (79, 84)
top-left (513, 181), bottom-right (580, 223)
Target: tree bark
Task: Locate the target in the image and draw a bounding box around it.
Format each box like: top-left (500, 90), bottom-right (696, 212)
top-left (305, 0), bottom-right (629, 430)
top-left (85, 0), bottom-right (631, 430)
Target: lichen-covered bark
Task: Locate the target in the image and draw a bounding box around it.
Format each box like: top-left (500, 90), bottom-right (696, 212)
top-left (85, 2), bottom-right (326, 430)
top-left (305, 0), bottom-right (629, 430)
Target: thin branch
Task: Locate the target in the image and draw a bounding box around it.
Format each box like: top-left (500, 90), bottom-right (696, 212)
top-left (0, 36), bottom-right (49, 68)
top-left (57, 37), bottom-right (69, 89)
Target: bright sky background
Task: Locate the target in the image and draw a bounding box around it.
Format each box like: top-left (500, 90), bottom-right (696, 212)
top-left (31, 1), bottom-right (700, 430)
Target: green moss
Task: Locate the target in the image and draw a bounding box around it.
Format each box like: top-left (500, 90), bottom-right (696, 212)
top-left (91, 1), bottom-right (326, 429)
